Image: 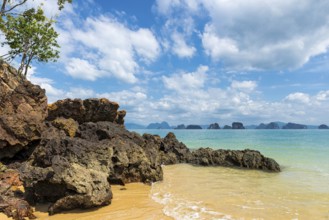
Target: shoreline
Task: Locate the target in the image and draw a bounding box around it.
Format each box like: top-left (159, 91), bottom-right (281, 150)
top-left (0, 183), bottom-right (172, 220)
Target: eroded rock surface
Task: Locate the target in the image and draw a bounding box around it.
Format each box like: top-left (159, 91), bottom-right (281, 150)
top-left (47, 98), bottom-right (125, 125)
top-left (0, 61), bottom-right (47, 159)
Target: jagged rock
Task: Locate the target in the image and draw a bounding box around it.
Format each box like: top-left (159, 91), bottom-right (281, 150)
top-left (0, 168), bottom-right (35, 220)
top-left (208, 123), bottom-right (220, 129)
top-left (232, 122), bottom-right (245, 129)
top-left (282, 122), bottom-right (307, 129)
top-left (186, 125), bottom-right (202, 129)
top-left (52, 117), bottom-right (79, 137)
top-left (0, 61), bottom-right (47, 159)
top-left (19, 122), bottom-right (164, 214)
top-left (223, 125), bottom-right (232, 129)
top-left (190, 148), bottom-right (280, 172)
top-left (319, 124), bottom-right (329, 129)
top-left (47, 98), bottom-right (124, 125)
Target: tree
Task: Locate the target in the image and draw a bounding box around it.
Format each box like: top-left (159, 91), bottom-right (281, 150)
top-left (1, 0), bottom-right (72, 16)
top-left (0, 8), bottom-right (60, 76)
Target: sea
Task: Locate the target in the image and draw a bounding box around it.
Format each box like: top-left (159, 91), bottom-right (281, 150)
top-left (131, 129), bottom-right (329, 220)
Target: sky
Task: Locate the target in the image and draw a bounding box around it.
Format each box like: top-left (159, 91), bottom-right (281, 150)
top-left (3, 0), bottom-right (329, 126)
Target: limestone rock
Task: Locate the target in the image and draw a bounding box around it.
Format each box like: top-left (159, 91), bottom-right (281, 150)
top-left (0, 61), bottom-right (47, 159)
top-left (208, 123), bottom-right (220, 129)
top-left (282, 122), bottom-right (307, 129)
top-left (186, 125), bottom-right (202, 129)
top-left (319, 124), bottom-right (329, 129)
top-left (232, 122), bottom-right (245, 129)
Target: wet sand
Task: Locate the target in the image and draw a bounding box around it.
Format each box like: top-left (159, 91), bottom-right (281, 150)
top-left (0, 183), bottom-right (171, 220)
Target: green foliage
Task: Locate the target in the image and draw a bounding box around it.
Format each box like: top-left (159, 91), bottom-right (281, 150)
top-left (0, 7), bottom-right (60, 76)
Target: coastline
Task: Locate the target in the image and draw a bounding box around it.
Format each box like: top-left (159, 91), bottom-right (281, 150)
top-left (0, 183), bottom-right (171, 220)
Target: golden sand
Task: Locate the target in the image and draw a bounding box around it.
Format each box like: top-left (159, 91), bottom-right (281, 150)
top-left (0, 183), bottom-right (171, 220)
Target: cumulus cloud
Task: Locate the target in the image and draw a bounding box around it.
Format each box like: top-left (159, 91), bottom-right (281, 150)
top-left (155, 0), bottom-right (329, 71)
top-left (58, 15), bottom-right (160, 83)
top-left (171, 32), bottom-right (196, 58)
top-left (285, 92), bottom-right (311, 104)
top-left (162, 65), bottom-right (209, 92)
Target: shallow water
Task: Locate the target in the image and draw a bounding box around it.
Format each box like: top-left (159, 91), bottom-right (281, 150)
top-left (135, 129), bottom-right (329, 220)
top-left (152, 164), bottom-right (329, 220)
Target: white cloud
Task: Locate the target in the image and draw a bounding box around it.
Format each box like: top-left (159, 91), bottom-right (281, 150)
top-left (171, 32), bottom-right (196, 58)
top-left (157, 0), bottom-right (329, 71)
top-left (65, 58), bottom-right (103, 81)
top-left (285, 92), bottom-right (311, 104)
top-left (231, 80), bottom-right (257, 92)
top-left (162, 65), bottom-right (208, 92)
top-left (59, 15), bottom-right (160, 83)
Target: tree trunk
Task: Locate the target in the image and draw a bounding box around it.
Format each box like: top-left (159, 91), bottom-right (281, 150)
top-left (1, 0), bottom-right (7, 16)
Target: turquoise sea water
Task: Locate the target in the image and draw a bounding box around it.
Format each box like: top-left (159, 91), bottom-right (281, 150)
top-left (131, 129), bottom-right (329, 219)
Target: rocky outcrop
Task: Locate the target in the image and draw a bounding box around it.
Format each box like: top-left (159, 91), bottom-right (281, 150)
top-left (0, 61), bottom-right (47, 159)
top-left (47, 98), bottom-right (125, 125)
top-left (175, 124), bottom-right (186, 129)
top-left (256, 122), bottom-right (280, 129)
top-left (190, 148), bottom-right (280, 172)
top-left (186, 125), bottom-right (202, 129)
top-left (208, 123), bottom-right (220, 129)
top-left (146, 121), bottom-right (171, 129)
top-left (282, 122), bottom-right (307, 129)
top-left (223, 125), bottom-right (232, 129)
top-left (232, 122), bottom-right (245, 129)
top-left (319, 124), bottom-right (329, 129)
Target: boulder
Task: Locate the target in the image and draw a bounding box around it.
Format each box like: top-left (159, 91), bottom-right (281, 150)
top-left (208, 123), bottom-right (220, 129)
top-left (0, 61), bottom-right (47, 159)
top-left (223, 125), bottom-right (232, 129)
top-left (19, 121), bottom-right (164, 214)
top-left (190, 148), bottom-right (281, 172)
top-left (47, 98), bottom-right (124, 125)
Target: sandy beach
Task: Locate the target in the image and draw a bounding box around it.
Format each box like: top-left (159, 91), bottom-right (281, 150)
top-left (0, 183), bottom-right (171, 220)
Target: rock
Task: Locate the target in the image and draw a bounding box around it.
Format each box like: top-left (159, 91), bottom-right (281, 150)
top-left (282, 122), bottom-right (307, 129)
top-left (223, 125), bottom-right (232, 129)
top-left (0, 167), bottom-right (35, 220)
top-left (186, 125), bottom-right (202, 129)
top-left (174, 124), bottom-right (186, 129)
top-left (319, 124), bottom-right (329, 129)
top-left (19, 121), bottom-right (165, 214)
top-left (256, 122), bottom-right (280, 129)
top-left (208, 123), bottom-right (220, 129)
top-left (0, 61), bottom-right (47, 159)
top-left (146, 121), bottom-right (171, 129)
top-left (232, 122), bottom-right (245, 129)
top-left (0, 170), bottom-right (22, 187)
top-left (190, 148), bottom-right (280, 172)
top-left (47, 98), bottom-right (124, 125)
top-left (51, 117), bottom-right (79, 137)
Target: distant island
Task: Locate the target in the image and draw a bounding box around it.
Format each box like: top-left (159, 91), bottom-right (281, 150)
top-left (125, 121), bottom-right (329, 130)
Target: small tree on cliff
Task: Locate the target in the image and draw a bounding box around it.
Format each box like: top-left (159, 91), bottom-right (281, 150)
top-left (0, 8), bottom-right (59, 76)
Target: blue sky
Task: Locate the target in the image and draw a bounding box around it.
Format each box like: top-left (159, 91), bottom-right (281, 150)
top-left (3, 0), bottom-right (329, 126)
